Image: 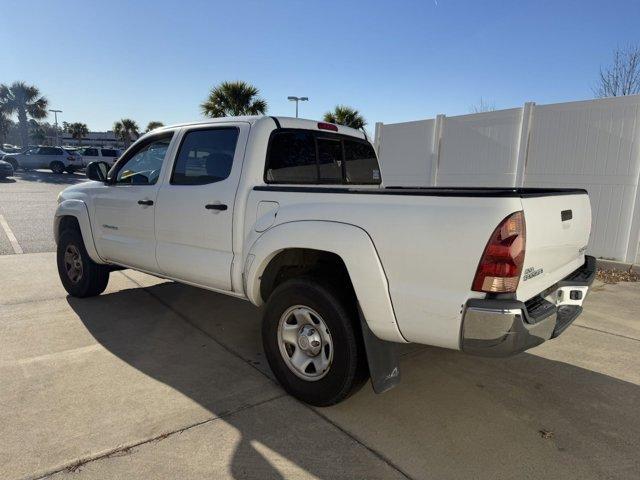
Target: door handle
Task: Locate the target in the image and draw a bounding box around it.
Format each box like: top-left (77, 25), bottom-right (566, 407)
top-left (205, 203), bottom-right (228, 211)
top-left (138, 199), bottom-right (154, 206)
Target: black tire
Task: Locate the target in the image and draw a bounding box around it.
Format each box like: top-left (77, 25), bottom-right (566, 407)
top-left (50, 161), bottom-right (65, 174)
top-left (57, 228), bottom-right (110, 297)
top-left (65, 166), bottom-right (76, 174)
top-left (262, 277), bottom-right (368, 406)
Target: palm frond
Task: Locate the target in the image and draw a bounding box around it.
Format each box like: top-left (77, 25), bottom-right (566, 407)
top-left (201, 81), bottom-right (267, 117)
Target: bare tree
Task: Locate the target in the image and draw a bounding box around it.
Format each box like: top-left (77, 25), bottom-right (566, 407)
top-left (469, 97), bottom-right (496, 113)
top-left (595, 45), bottom-right (640, 98)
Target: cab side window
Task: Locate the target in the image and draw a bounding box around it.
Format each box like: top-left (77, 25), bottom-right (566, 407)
top-left (171, 128), bottom-right (239, 185)
top-left (114, 134), bottom-right (173, 185)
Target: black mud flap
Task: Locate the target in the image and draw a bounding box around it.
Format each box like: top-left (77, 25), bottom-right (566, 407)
top-left (358, 305), bottom-right (401, 394)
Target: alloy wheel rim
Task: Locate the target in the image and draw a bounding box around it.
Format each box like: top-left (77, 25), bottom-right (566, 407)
top-left (277, 305), bottom-right (333, 381)
top-left (64, 245), bottom-right (83, 283)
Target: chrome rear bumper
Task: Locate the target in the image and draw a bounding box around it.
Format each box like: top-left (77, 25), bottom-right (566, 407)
top-left (461, 256), bottom-right (596, 357)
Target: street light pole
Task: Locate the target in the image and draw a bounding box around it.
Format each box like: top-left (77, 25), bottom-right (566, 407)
top-left (49, 109), bottom-right (62, 146)
top-left (287, 96), bottom-right (309, 118)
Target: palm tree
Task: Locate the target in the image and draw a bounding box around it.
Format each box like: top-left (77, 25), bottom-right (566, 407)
top-left (145, 121), bottom-right (164, 132)
top-left (0, 81), bottom-right (48, 148)
top-left (113, 118), bottom-right (140, 147)
top-left (201, 81), bottom-right (267, 118)
top-left (68, 122), bottom-right (89, 146)
top-left (29, 121), bottom-right (46, 145)
top-left (0, 112), bottom-right (12, 146)
top-left (323, 105), bottom-right (367, 130)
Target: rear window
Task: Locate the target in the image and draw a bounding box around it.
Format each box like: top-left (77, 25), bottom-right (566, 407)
top-left (317, 137), bottom-right (342, 182)
top-left (343, 140), bottom-right (380, 184)
top-left (265, 131), bottom-right (317, 183)
top-left (265, 129), bottom-right (380, 185)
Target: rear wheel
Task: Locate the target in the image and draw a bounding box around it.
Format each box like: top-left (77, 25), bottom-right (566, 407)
top-left (50, 161), bottom-right (65, 174)
top-left (57, 228), bottom-right (110, 297)
top-left (262, 277), bottom-right (368, 406)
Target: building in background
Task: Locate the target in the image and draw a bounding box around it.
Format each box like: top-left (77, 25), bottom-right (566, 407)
top-left (58, 131), bottom-right (127, 148)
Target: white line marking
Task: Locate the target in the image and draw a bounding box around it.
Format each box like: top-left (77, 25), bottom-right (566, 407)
top-left (0, 214), bottom-right (23, 254)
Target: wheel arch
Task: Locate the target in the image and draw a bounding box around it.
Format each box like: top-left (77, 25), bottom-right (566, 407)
top-left (245, 220), bottom-right (406, 343)
top-left (54, 199), bottom-right (105, 264)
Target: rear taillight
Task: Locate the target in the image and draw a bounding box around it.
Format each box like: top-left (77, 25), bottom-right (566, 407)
top-left (472, 211), bottom-right (526, 293)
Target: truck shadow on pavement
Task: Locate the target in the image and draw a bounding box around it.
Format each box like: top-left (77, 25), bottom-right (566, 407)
top-left (67, 280), bottom-right (640, 480)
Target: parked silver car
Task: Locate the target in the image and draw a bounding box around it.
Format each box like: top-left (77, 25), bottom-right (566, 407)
top-left (2, 146), bottom-right (83, 174)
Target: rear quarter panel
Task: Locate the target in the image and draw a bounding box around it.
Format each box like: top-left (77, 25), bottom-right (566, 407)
top-left (244, 189), bottom-right (523, 349)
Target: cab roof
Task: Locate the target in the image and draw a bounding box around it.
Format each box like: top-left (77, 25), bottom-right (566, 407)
top-left (150, 116), bottom-right (368, 141)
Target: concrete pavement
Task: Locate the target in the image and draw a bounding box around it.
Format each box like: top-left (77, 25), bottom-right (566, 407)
top-left (0, 170), bottom-right (87, 255)
top-left (1, 252), bottom-right (639, 479)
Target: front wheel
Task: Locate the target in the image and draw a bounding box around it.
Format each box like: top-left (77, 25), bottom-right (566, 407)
top-left (57, 228), bottom-right (110, 297)
top-left (262, 277), bottom-right (368, 406)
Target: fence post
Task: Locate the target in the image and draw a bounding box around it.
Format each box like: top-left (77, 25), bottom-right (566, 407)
top-left (374, 122), bottom-right (384, 156)
top-left (514, 102), bottom-right (535, 187)
top-left (625, 147), bottom-right (640, 263)
top-left (626, 186), bottom-right (640, 263)
top-left (430, 114), bottom-right (445, 186)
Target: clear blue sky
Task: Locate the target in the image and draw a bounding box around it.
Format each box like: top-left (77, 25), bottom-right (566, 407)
top-left (2, 0), bottom-right (639, 132)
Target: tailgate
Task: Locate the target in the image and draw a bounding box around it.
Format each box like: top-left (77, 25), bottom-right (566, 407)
top-left (517, 193), bottom-right (591, 301)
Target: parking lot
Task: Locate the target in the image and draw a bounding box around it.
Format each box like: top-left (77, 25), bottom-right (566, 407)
top-left (0, 170), bottom-right (87, 255)
top-left (1, 171), bottom-right (639, 479)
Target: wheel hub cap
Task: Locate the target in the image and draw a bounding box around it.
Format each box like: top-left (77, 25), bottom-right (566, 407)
top-left (277, 306), bottom-right (333, 381)
top-left (64, 245), bottom-right (83, 283)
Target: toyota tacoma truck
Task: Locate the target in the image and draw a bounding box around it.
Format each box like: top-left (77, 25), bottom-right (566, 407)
top-left (54, 116), bottom-right (595, 406)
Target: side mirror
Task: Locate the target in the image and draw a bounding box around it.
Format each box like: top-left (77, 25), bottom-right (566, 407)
top-left (86, 161), bottom-right (108, 182)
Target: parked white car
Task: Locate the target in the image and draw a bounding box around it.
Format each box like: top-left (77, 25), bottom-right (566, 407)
top-left (3, 146), bottom-right (83, 173)
top-left (54, 116), bottom-right (595, 406)
top-left (76, 147), bottom-right (121, 167)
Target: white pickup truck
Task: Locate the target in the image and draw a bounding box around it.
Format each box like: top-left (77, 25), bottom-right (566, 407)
top-left (54, 116), bottom-right (595, 406)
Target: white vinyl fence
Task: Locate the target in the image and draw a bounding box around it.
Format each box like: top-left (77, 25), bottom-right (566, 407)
top-left (374, 95), bottom-right (640, 263)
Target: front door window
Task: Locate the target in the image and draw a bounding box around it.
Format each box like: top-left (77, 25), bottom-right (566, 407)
top-left (114, 137), bottom-right (171, 185)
